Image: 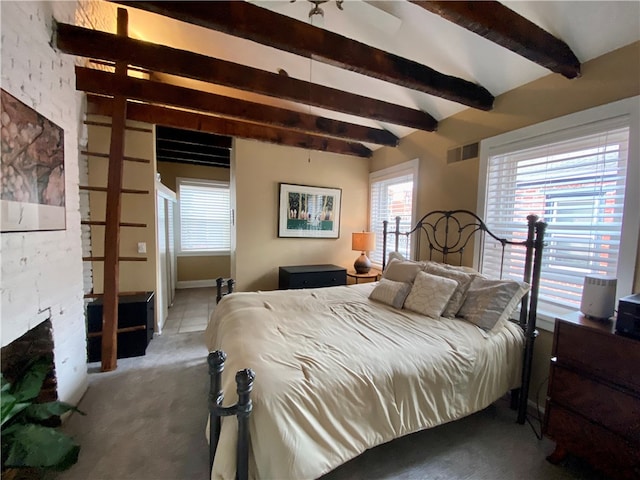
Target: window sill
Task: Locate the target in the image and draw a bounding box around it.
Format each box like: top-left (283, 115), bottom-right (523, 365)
top-left (535, 314), bottom-right (555, 333)
top-left (529, 305), bottom-right (579, 333)
top-left (178, 251), bottom-right (231, 257)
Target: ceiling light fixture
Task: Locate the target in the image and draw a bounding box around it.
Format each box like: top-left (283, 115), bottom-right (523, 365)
top-left (290, 0), bottom-right (343, 20)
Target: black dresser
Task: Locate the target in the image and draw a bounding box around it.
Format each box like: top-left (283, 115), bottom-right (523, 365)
top-left (86, 291), bottom-right (155, 362)
top-left (278, 264), bottom-right (347, 290)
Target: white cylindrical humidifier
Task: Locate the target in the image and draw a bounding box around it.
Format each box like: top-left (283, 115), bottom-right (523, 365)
top-left (580, 275), bottom-right (617, 320)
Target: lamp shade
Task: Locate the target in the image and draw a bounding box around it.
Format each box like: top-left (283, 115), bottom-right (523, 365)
top-left (352, 232), bottom-right (375, 252)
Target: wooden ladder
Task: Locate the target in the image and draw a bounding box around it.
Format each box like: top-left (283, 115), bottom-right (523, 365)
top-left (81, 8), bottom-right (144, 372)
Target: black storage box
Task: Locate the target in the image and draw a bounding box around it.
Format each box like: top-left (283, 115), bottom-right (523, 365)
top-left (86, 291), bottom-right (155, 362)
top-left (616, 293), bottom-right (640, 340)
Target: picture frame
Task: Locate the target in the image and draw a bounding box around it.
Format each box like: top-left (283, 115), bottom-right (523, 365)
top-left (1, 89), bottom-right (66, 232)
top-left (278, 183), bottom-right (341, 238)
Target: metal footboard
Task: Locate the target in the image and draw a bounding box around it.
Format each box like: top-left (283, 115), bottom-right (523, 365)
top-left (208, 351), bottom-right (255, 480)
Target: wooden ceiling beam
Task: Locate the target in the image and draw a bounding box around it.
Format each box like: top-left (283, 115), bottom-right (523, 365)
top-left (156, 125), bottom-right (232, 149)
top-left (156, 139), bottom-right (230, 157)
top-left (76, 67), bottom-right (395, 147)
top-left (55, 22), bottom-right (431, 133)
top-left (156, 156), bottom-right (230, 168)
top-left (113, 1), bottom-right (494, 110)
top-left (412, 1), bottom-right (581, 79)
top-left (87, 95), bottom-right (372, 158)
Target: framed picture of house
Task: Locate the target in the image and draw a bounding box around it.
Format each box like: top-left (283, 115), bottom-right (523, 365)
top-left (278, 183), bottom-right (341, 238)
top-left (1, 89), bottom-right (66, 232)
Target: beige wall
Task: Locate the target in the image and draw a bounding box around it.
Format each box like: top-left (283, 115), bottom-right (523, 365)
top-left (156, 161), bottom-right (231, 282)
top-left (372, 42), bottom-right (640, 214)
top-left (87, 116), bottom-right (157, 294)
top-left (233, 140), bottom-right (370, 291)
top-left (371, 42), bottom-right (640, 406)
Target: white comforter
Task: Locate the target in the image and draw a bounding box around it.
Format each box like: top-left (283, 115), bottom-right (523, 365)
top-left (204, 283), bottom-right (524, 480)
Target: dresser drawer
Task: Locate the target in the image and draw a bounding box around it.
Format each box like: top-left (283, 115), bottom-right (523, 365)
top-left (545, 403), bottom-right (640, 480)
top-left (554, 319), bottom-right (640, 392)
top-left (286, 271), bottom-right (346, 289)
top-left (549, 364), bottom-right (640, 442)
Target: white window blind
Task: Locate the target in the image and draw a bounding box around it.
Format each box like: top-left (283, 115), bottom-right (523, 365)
top-left (481, 119), bottom-right (630, 314)
top-left (369, 160), bottom-right (418, 265)
top-left (177, 179), bottom-right (230, 254)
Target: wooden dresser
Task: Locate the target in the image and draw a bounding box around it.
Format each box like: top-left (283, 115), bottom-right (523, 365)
top-left (544, 312), bottom-right (640, 479)
top-left (278, 264), bottom-right (346, 290)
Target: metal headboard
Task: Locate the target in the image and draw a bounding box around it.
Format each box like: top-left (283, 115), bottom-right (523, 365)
top-left (382, 209), bottom-right (547, 425)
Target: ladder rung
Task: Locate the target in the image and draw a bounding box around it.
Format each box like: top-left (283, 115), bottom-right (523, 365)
top-left (81, 150), bottom-right (150, 164)
top-left (83, 256), bottom-right (147, 262)
top-left (81, 221), bottom-right (147, 228)
top-left (79, 185), bottom-right (149, 194)
top-left (87, 325), bottom-right (146, 338)
top-left (84, 290), bottom-right (149, 298)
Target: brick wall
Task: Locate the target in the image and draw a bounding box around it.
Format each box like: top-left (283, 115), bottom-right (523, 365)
top-left (0, 0), bottom-right (115, 406)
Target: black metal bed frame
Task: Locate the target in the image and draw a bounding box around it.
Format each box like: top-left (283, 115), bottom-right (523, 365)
top-left (383, 209), bottom-right (547, 425)
top-left (208, 210), bottom-right (546, 480)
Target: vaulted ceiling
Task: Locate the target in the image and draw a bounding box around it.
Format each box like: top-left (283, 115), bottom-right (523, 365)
top-left (56, 1), bottom-right (640, 162)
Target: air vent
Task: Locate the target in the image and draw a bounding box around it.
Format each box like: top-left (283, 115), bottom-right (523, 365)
top-left (447, 142), bottom-right (479, 164)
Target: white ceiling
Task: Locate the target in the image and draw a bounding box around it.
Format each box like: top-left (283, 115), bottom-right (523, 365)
top-left (124, 1), bottom-right (640, 149)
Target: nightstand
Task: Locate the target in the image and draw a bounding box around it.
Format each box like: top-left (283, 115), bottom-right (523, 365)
top-left (543, 311), bottom-right (640, 479)
top-left (347, 270), bottom-right (381, 284)
top-left (278, 264), bottom-right (347, 289)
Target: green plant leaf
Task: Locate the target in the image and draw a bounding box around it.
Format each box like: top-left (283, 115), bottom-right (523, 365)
top-left (25, 401), bottom-right (85, 421)
top-left (1, 373), bottom-right (11, 393)
top-left (11, 357), bottom-right (51, 403)
top-left (1, 391), bottom-right (31, 427)
top-left (4, 423), bottom-right (80, 470)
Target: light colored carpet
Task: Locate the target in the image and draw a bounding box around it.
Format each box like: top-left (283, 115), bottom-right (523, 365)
top-left (58, 314), bottom-right (608, 480)
top-left (58, 331), bottom-right (211, 480)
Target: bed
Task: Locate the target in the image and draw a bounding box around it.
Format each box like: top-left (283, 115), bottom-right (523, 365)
top-left (204, 210), bottom-right (546, 480)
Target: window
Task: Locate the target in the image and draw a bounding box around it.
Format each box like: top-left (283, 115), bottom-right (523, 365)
top-left (478, 97), bottom-right (639, 327)
top-left (177, 178), bottom-right (230, 255)
top-left (369, 159), bottom-right (419, 265)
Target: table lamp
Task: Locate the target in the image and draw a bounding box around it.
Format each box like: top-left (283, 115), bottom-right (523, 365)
top-left (352, 232), bottom-right (376, 274)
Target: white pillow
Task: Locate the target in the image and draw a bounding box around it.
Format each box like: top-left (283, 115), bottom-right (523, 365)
top-left (457, 277), bottom-right (530, 331)
top-left (423, 263), bottom-right (474, 318)
top-left (444, 264), bottom-right (484, 276)
top-left (404, 271), bottom-right (458, 318)
top-left (369, 278), bottom-right (412, 309)
top-left (382, 258), bottom-right (424, 283)
top-left (387, 251), bottom-right (406, 264)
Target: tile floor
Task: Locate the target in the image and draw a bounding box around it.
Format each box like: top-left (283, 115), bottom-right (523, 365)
top-left (161, 286), bottom-right (217, 335)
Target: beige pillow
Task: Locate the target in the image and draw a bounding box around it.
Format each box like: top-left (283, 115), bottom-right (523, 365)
top-left (369, 278), bottom-right (412, 309)
top-left (382, 258), bottom-right (424, 283)
top-left (387, 251), bottom-right (406, 264)
top-left (404, 271), bottom-right (458, 318)
top-left (458, 277), bottom-right (530, 331)
top-left (423, 263), bottom-right (474, 318)
top-left (444, 264), bottom-right (484, 276)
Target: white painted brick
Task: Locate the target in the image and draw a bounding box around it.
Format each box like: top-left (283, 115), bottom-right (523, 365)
top-left (0, 0), bottom-right (112, 405)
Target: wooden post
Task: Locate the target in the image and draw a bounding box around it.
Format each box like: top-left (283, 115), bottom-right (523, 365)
top-left (101, 7), bottom-right (129, 372)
